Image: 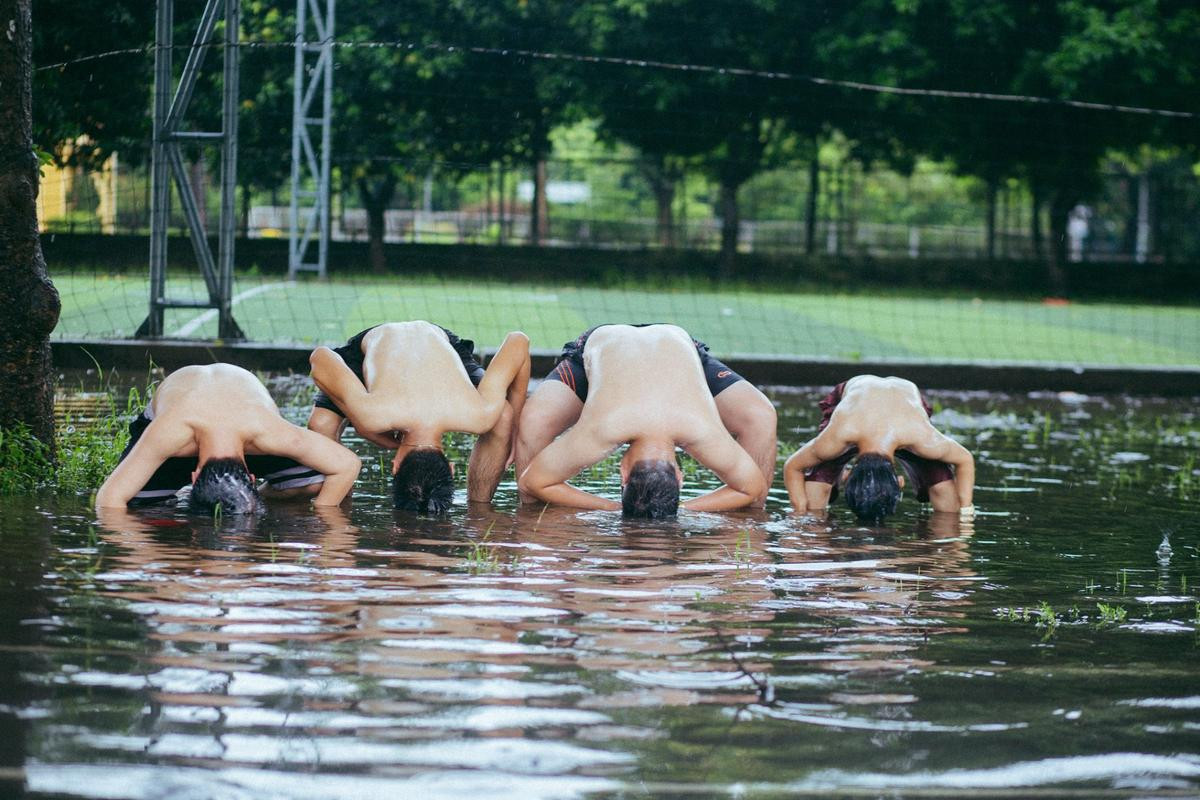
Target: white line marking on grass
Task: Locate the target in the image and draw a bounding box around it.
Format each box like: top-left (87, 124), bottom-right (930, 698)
top-left (171, 281), bottom-right (293, 338)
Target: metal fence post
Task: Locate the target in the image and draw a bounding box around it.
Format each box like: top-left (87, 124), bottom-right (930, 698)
top-left (288, 0), bottom-right (335, 279)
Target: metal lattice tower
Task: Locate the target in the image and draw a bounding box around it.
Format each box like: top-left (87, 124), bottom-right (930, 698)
top-left (288, 0), bottom-right (335, 279)
top-left (139, 0), bottom-right (244, 339)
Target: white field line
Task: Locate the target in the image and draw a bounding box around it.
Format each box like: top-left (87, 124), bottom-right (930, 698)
top-left (171, 281), bottom-right (294, 338)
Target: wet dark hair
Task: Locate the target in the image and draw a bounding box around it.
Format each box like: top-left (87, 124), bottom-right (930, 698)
top-left (188, 458), bottom-right (260, 515)
top-left (393, 449), bottom-right (454, 514)
top-left (622, 459), bottom-right (679, 519)
top-left (843, 453), bottom-right (901, 521)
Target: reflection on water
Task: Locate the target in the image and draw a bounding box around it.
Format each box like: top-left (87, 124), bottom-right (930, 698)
top-left (3, 386), bottom-right (1200, 798)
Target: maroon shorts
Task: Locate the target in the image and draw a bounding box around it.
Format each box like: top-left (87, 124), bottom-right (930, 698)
top-left (806, 381), bottom-right (955, 503)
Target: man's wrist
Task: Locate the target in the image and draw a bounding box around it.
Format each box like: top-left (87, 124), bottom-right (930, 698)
top-left (959, 503), bottom-right (976, 518)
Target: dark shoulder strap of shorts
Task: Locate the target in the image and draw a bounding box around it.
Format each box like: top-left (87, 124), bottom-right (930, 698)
top-left (332, 326), bottom-right (377, 382)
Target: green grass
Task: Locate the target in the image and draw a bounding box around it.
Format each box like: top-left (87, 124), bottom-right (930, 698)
top-left (1, 375), bottom-right (143, 498)
top-left (49, 273), bottom-right (1200, 367)
top-left (0, 424), bottom-right (51, 495)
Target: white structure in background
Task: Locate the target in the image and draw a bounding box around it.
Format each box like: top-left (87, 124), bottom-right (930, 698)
top-left (1135, 173), bottom-right (1151, 264)
top-left (517, 181), bottom-right (591, 205)
top-left (1067, 204), bottom-right (1092, 262)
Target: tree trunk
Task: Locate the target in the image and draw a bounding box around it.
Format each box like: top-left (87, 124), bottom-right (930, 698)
top-left (0, 0), bottom-right (62, 453)
top-left (718, 178), bottom-right (741, 278)
top-left (497, 165), bottom-right (507, 245)
top-left (239, 177), bottom-right (251, 238)
top-left (358, 174), bottom-right (396, 274)
top-left (1030, 181), bottom-right (1043, 259)
top-left (1047, 191), bottom-right (1072, 297)
top-left (985, 178), bottom-right (997, 260)
top-left (530, 157), bottom-right (548, 246)
top-left (484, 166), bottom-right (493, 239)
top-left (805, 152), bottom-right (819, 255)
top-left (653, 181), bottom-right (675, 249)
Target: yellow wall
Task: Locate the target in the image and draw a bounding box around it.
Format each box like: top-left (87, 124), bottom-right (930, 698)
top-left (36, 141), bottom-right (117, 233)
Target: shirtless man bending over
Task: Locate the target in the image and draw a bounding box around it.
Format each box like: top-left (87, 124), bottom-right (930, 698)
top-left (516, 324), bottom-right (768, 516)
top-left (96, 364), bottom-right (361, 512)
top-left (783, 375), bottom-right (975, 521)
top-left (308, 321), bottom-right (530, 513)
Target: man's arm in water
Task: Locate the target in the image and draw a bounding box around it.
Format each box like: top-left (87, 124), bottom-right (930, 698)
top-left (309, 346), bottom-right (393, 438)
top-left (905, 431), bottom-right (975, 512)
top-left (783, 428), bottom-right (849, 513)
top-left (517, 425), bottom-right (621, 511)
top-left (260, 423), bottom-right (362, 506)
top-left (681, 432), bottom-right (767, 512)
top-left (95, 420), bottom-right (194, 509)
top-left (465, 332), bottom-right (530, 435)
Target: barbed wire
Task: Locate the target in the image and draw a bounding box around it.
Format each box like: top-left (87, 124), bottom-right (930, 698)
top-left (35, 38), bottom-right (1200, 121)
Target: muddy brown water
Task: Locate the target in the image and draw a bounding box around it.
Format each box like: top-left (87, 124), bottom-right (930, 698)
top-left (0, 380), bottom-right (1198, 798)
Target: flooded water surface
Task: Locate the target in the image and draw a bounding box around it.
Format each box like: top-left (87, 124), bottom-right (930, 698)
top-left (1, 383), bottom-right (1198, 798)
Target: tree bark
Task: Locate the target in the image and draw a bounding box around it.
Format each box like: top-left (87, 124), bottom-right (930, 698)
top-left (654, 181), bottom-right (675, 249)
top-left (357, 174), bottom-right (396, 274)
top-left (239, 177), bottom-right (251, 238)
top-left (985, 178), bottom-right (997, 260)
top-left (805, 152), bottom-right (819, 256)
top-left (718, 178), bottom-right (741, 278)
top-left (0, 0), bottom-right (62, 453)
top-left (1030, 181), bottom-right (1043, 259)
top-left (497, 165), bottom-right (506, 245)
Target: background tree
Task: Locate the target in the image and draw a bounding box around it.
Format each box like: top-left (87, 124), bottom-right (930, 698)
top-left (32, 1), bottom-right (154, 167)
top-left (1, 0), bottom-right (62, 451)
top-left (586, 0), bottom-right (808, 270)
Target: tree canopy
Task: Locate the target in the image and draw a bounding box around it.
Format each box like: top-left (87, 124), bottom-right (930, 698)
top-left (32, 0), bottom-right (1200, 268)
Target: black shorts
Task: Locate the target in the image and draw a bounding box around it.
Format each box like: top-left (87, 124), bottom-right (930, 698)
top-left (120, 412), bottom-right (325, 505)
top-left (544, 324), bottom-right (744, 403)
top-left (313, 325), bottom-right (485, 418)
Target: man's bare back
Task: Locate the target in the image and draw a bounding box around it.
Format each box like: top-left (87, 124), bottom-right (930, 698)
top-left (96, 364), bottom-right (361, 509)
top-left (356, 321), bottom-right (501, 434)
top-left (784, 375), bottom-right (975, 517)
top-left (823, 376), bottom-right (937, 451)
top-left (518, 324), bottom-right (765, 514)
top-left (308, 321), bottom-right (530, 506)
top-left (577, 325), bottom-right (725, 446)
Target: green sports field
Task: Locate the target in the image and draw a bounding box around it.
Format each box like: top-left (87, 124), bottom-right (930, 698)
top-left (51, 273), bottom-right (1200, 367)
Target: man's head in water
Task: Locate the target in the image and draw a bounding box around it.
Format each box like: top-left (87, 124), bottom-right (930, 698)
top-left (621, 459), bottom-right (681, 518)
top-left (843, 453), bottom-right (902, 521)
top-left (189, 458), bottom-right (260, 514)
top-left (393, 448), bottom-right (455, 513)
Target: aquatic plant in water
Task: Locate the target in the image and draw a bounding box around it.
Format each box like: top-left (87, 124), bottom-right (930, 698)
top-left (1096, 603), bottom-right (1128, 624)
top-left (462, 522), bottom-right (505, 574)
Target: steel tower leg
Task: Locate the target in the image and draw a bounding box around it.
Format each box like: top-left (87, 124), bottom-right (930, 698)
top-left (289, 0), bottom-right (335, 279)
top-left (139, 0), bottom-right (244, 340)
